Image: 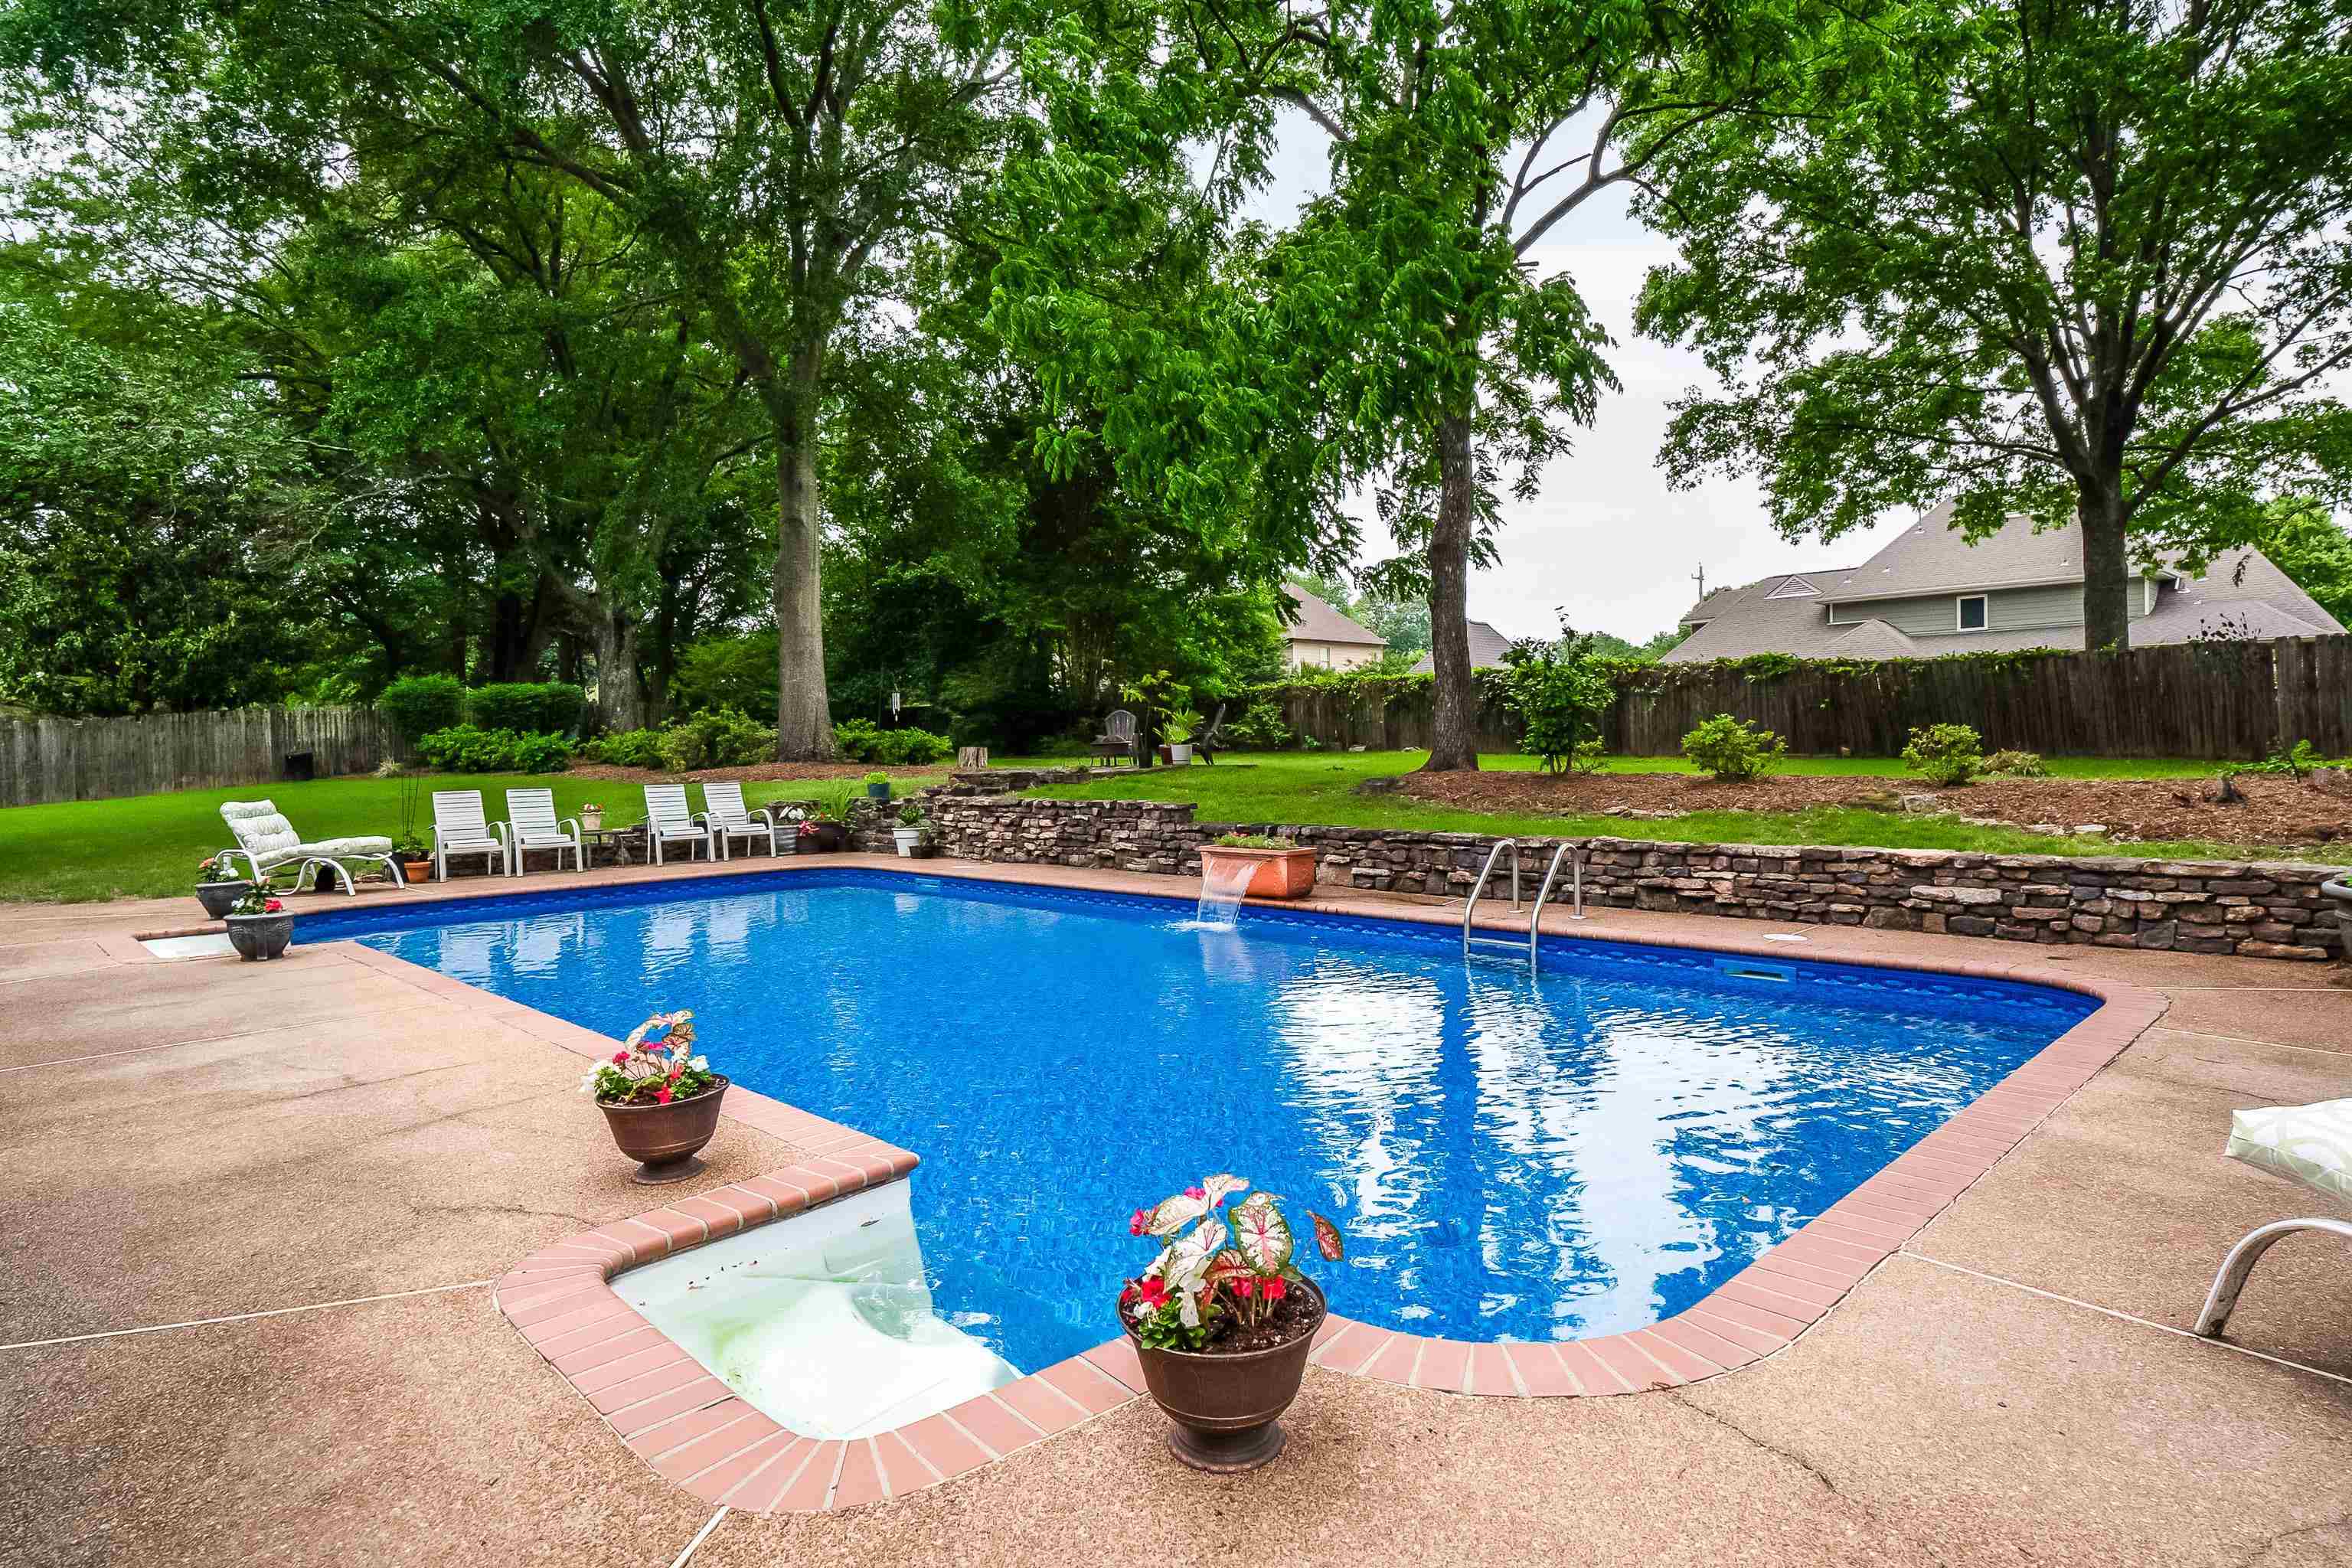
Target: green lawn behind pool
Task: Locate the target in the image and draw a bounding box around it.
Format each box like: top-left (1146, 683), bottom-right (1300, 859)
top-left (0, 771), bottom-right (946, 904)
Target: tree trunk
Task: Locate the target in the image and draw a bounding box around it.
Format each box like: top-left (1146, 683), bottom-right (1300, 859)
top-left (1420, 413), bottom-right (1481, 773)
top-left (590, 610), bottom-right (647, 733)
top-left (2076, 482), bottom-right (2133, 653)
top-left (770, 351), bottom-right (835, 760)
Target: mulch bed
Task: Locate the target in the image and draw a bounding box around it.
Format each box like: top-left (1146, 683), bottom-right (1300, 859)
top-left (564, 760), bottom-right (942, 785)
top-left (1394, 768), bottom-right (2352, 851)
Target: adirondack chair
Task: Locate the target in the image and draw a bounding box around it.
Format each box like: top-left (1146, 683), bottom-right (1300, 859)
top-left (1091, 708), bottom-right (1138, 767)
top-left (504, 788), bottom-right (583, 876)
top-left (697, 782), bottom-right (778, 859)
top-left (217, 799), bottom-right (400, 896)
top-left (642, 783), bottom-right (717, 864)
top-left (430, 790), bottom-right (508, 882)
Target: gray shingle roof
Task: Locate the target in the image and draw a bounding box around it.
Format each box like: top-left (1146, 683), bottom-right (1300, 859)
top-left (1280, 586), bottom-right (1387, 647)
top-left (1408, 620), bottom-right (1515, 674)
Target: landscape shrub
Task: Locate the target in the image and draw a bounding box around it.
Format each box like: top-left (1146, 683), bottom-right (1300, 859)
top-left (414, 725), bottom-right (573, 773)
top-left (831, 720), bottom-right (952, 765)
top-left (578, 728), bottom-right (667, 769)
top-left (1901, 723), bottom-right (1985, 786)
top-left (376, 674), bottom-right (465, 743)
top-left (1680, 714), bottom-right (1787, 781)
top-left (1224, 699), bottom-right (1292, 750)
top-left (466, 681), bottom-right (586, 734)
top-left (1497, 624), bottom-right (1614, 774)
top-left (658, 707), bottom-right (777, 772)
top-left (1983, 748), bottom-right (2048, 778)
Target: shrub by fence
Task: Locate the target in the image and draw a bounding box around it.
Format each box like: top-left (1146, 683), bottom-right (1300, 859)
top-left (1249, 635), bottom-right (2352, 760)
top-left (0, 706), bottom-right (407, 807)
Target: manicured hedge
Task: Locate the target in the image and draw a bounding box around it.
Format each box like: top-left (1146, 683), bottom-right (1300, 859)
top-left (376, 674), bottom-right (466, 743)
top-left (465, 682), bottom-right (586, 734)
top-left (414, 725), bottom-right (573, 773)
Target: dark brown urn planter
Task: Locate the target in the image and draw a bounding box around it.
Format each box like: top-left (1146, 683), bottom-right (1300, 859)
top-left (1128, 1279), bottom-right (1326, 1472)
top-left (599, 1076), bottom-right (730, 1184)
top-left (197, 880), bottom-right (252, 919)
top-left (798, 823), bottom-right (847, 854)
top-left (224, 912), bottom-right (294, 961)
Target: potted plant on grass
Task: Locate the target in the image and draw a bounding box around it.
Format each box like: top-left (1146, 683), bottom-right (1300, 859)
top-left (1197, 834), bottom-right (1318, 899)
top-left (892, 802), bottom-right (932, 857)
top-left (223, 888), bottom-right (293, 961)
top-left (1122, 1175), bottom-right (1344, 1472)
top-left (195, 854), bottom-right (253, 918)
top-left (865, 770), bottom-right (891, 800)
top-left (582, 1010), bottom-right (729, 1184)
top-left (1162, 708), bottom-right (1202, 767)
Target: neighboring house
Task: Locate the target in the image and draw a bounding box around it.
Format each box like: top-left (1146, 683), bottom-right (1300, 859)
top-left (1406, 620), bottom-right (1515, 675)
top-left (1281, 586), bottom-right (1388, 670)
top-left (1665, 501), bottom-right (2347, 663)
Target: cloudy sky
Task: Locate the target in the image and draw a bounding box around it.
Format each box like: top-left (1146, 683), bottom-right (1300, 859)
top-left (1240, 113), bottom-right (1917, 645)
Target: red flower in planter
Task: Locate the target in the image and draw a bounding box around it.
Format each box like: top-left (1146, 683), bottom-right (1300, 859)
top-left (263, 899), bottom-right (283, 913)
top-left (1133, 1276), bottom-right (1170, 1312)
top-left (1261, 1276), bottom-right (1288, 1302)
top-left (1129, 1207), bottom-right (1149, 1236)
top-left (654, 1086), bottom-right (673, 1105)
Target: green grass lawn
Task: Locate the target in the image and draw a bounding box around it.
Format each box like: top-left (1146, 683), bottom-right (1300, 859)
top-left (1021, 750), bottom-right (2349, 866)
top-left (0, 772), bottom-right (946, 904)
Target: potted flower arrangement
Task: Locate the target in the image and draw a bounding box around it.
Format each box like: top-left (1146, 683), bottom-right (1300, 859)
top-left (892, 802), bottom-right (933, 857)
top-left (581, 1010), bottom-right (729, 1184)
top-left (792, 786), bottom-right (852, 852)
top-left (223, 889), bottom-right (293, 961)
top-left (1121, 1174), bottom-right (1344, 1472)
top-left (865, 770), bottom-right (891, 801)
top-left (1197, 833), bottom-right (1318, 900)
top-left (580, 802), bottom-right (605, 832)
top-left (195, 853), bottom-right (253, 918)
top-left (391, 832), bottom-right (431, 883)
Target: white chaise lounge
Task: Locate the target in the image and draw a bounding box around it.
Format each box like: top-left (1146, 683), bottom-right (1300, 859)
top-left (697, 782), bottom-right (778, 859)
top-left (642, 783), bottom-right (717, 864)
top-left (2194, 1096), bottom-right (2352, 1337)
top-left (505, 788), bottom-right (583, 876)
top-left (430, 790), bottom-right (508, 881)
top-left (217, 800), bottom-right (401, 897)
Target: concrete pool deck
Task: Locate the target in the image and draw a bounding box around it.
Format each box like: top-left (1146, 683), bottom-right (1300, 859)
top-left (4, 854), bottom-right (2349, 1566)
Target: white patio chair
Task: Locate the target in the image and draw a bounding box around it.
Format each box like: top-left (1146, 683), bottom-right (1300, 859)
top-left (430, 790), bottom-right (508, 882)
top-left (505, 788), bottom-right (583, 877)
top-left (2194, 1096), bottom-right (2352, 1338)
top-left (217, 799), bottom-right (400, 897)
top-left (642, 783), bottom-right (716, 864)
top-left (697, 782), bottom-right (778, 860)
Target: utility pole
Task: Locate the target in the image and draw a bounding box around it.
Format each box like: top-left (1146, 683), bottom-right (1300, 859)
top-left (1691, 563), bottom-right (1707, 601)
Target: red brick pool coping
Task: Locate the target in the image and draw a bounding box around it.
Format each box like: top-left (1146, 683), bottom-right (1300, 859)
top-left (191, 856), bottom-right (2166, 1513)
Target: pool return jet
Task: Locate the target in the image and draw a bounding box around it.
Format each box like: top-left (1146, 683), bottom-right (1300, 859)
top-left (1462, 838), bottom-right (1584, 965)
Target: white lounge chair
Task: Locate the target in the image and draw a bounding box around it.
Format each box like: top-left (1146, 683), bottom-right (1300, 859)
top-left (2194, 1096), bottom-right (2352, 1338)
top-left (217, 800), bottom-right (400, 897)
top-left (697, 782), bottom-right (778, 860)
top-left (505, 788), bottom-right (583, 876)
top-left (642, 783), bottom-right (716, 864)
top-left (430, 790), bottom-right (508, 881)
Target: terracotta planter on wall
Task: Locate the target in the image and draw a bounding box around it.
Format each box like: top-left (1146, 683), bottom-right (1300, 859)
top-left (1198, 845), bottom-right (1318, 900)
top-left (598, 1076), bottom-right (730, 1184)
top-left (1129, 1279), bottom-right (1325, 1472)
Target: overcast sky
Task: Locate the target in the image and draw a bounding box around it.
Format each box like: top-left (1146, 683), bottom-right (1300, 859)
top-left (1238, 113), bottom-right (1918, 645)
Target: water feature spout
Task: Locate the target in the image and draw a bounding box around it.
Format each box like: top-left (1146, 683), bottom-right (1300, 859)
top-left (1194, 856), bottom-right (1256, 929)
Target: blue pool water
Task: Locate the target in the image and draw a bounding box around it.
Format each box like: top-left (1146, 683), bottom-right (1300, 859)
top-left (304, 872), bottom-right (2095, 1372)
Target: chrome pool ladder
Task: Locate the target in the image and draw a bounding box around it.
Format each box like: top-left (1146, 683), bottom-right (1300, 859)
top-left (1464, 840), bottom-right (1586, 965)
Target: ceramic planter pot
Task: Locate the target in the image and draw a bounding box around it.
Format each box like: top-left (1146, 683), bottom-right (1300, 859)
top-left (867, 782), bottom-right (891, 799)
top-left (799, 822), bottom-right (847, 853)
top-left (1168, 743), bottom-right (1194, 766)
top-left (400, 858), bottom-right (431, 884)
top-left (893, 827), bottom-right (926, 857)
top-left (580, 810), bottom-right (604, 831)
top-left (1198, 845), bottom-right (1318, 900)
top-left (197, 880), bottom-right (252, 919)
top-left (598, 1076), bottom-right (730, 1184)
top-left (224, 912), bottom-right (294, 961)
top-left (1129, 1279), bottom-right (1325, 1472)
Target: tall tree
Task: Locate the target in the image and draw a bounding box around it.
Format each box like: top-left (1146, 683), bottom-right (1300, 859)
top-left (6, 0), bottom-right (1018, 754)
top-left (1638, 0), bottom-right (2352, 652)
top-left (1001, 0), bottom-right (1788, 769)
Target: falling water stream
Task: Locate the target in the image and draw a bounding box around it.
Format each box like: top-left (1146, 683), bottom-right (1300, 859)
top-left (1191, 857), bottom-right (1258, 929)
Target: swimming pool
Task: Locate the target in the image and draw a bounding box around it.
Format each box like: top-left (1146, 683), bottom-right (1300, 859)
top-left (305, 871), bottom-right (2096, 1374)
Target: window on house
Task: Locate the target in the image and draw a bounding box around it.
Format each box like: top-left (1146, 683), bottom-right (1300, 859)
top-left (1957, 594), bottom-right (1988, 631)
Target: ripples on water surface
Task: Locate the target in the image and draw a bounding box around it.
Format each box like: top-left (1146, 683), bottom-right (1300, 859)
top-left (313, 872), bottom-right (2095, 1372)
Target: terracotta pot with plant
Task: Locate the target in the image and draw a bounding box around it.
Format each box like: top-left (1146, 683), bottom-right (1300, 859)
top-left (1121, 1174), bottom-right (1345, 1472)
top-left (223, 889), bottom-right (293, 960)
top-left (195, 853), bottom-right (253, 918)
top-left (1198, 834), bottom-right (1318, 900)
top-left (391, 832), bottom-right (431, 884)
top-left (583, 1011), bottom-right (730, 1184)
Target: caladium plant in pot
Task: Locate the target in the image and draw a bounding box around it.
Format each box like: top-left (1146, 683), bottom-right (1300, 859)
top-left (1121, 1174), bottom-right (1343, 1472)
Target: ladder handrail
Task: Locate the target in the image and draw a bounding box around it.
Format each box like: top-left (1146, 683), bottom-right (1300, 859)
top-left (1462, 838), bottom-right (1520, 952)
top-left (1528, 842), bottom-right (1574, 962)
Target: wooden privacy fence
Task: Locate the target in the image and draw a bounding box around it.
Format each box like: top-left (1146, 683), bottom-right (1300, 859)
top-left (0, 706), bottom-right (408, 808)
top-left (1260, 635), bottom-right (2352, 760)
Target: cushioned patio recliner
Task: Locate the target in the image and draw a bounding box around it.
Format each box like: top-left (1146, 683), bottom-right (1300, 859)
top-left (217, 799), bottom-right (401, 897)
top-left (2194, 1096), bottom-right (2352, 1338)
